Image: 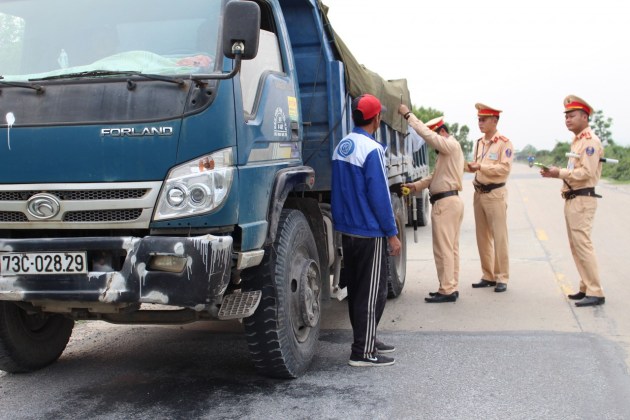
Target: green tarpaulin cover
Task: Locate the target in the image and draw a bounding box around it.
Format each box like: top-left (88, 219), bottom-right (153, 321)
top-left (319, 1), bottom-right (410, 134)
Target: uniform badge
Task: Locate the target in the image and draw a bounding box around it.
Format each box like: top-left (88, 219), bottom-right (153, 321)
top-left (505, 148), bottom-right (512, 158)
top-left (585, 146), bottom-right (595, 156)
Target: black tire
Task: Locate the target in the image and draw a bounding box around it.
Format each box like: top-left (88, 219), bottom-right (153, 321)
top-left (387, 194), bottom-right (407, 298)
top-left (0, 302), bottom-right (74, 373)
top-left (242, 209), bottom-right (321, 378)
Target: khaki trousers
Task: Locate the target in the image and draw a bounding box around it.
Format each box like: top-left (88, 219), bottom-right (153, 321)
top-left (473, 187), bottom-right (509, 283)
top-left (564, 196), bottom-right (603, 297)
top-left (431, 195), bottom-right (464, 294)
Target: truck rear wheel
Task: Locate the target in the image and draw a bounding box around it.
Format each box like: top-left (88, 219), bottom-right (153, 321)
top-left (0, 302), bottom-right (74, 373)
top-left (387, 194), bottom-right (407, 298)
top-left (242, 209), bottom-right (321, 378)
top-left (417, 189), bottom-right (430, 227)
top-left (407, 189), bottom-right (430, 228)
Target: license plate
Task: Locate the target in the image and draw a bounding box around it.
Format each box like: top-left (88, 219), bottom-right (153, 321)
top-left (1, 252), bottom-right (88, 276)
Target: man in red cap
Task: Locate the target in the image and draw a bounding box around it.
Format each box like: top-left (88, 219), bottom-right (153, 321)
top-left (467, 103), bottom-right (513, 293)
top-left (332, 93), bottom-right (402, 366)
top-left (399, 105), bottom-right (464, 303)
top-left (540, 95), bottom-right (605, 307)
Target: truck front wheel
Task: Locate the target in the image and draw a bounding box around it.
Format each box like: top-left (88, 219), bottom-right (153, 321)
top-left (0, 302), bottom-right (74, 373)
top-left (242, 209), bottom-right (321, 378)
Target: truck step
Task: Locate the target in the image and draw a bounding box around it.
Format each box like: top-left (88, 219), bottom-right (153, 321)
top-left (218, 290), bottom-right (262, 320)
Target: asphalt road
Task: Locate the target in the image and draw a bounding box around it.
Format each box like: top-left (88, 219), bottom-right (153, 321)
top-left (2, 325), bottom-right (630, 420)
top-left (2, 163), bottom-right (630, 419)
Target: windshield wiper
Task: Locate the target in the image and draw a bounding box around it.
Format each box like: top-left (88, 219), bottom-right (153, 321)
top-left (134, 72), bottom-right (185, 86)
top-left (0, 79), bottom-right (45, 93)
top-left (30, 70), bottom-right (140, 81)
top-left (30, 70), bottom-right (184, 86)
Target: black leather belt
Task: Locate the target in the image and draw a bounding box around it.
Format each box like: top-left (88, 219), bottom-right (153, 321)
top-left (429, 190), bottom-right (458, 204)
top-left (562, 187), bottom-right (602, 200)
top-left (473, 182), bottom-right (505, 193)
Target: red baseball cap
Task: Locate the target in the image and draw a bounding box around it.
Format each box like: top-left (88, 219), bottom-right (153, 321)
top-left (352, 94), bottom-right (386, 120)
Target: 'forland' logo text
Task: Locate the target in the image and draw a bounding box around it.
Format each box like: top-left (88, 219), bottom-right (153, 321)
top-left (101, 127), bottom-right (174, 137)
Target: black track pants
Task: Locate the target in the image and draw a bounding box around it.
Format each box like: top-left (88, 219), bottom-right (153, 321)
top-left (341, 235), bottom-right (388, 358)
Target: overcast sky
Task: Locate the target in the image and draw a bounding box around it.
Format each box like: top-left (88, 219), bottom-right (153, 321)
top-left (324, 0), bottom-right (629, 151)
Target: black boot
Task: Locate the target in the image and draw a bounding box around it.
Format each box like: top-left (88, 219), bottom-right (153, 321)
top-left (425, 292), bottom-right (457, 303)
top-left (472, 279), bottom-right (496, 288)
top-left (568, 292), bottom-right (586, 300)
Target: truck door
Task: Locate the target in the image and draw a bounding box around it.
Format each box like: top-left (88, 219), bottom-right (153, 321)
top-left (235, 13), bottom-right (301, 252)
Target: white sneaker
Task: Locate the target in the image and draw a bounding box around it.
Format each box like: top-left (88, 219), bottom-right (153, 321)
top-left (348, 354), bottom-right (395, 367)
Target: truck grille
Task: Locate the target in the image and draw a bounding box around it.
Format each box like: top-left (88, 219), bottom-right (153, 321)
top-left (63, 209), bottom-right (143, 222)
top-left (0, 211), bottom-right (29, 222)
top-left (0, 189), bottom-right (148, 201)
top-left (0, 182), bottom-right (161, 229)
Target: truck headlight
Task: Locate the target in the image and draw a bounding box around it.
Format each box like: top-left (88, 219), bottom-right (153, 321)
top-left (154, 149), bottom-right (234, 221)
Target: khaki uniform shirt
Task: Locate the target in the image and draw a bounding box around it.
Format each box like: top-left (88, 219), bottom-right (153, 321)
top-left (559, 127), bottom-right (603, 192)
top-left (471, 132), bottom-right (514, 184)
top-left (407, 116), bottom-right (464, 194)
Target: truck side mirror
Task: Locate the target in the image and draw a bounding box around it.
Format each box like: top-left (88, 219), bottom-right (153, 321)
top-left (222, 1), bottom-right (261, 60)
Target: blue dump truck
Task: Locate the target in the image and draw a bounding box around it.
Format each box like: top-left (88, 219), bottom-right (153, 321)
top-left (0, 0), bottom-right (428, 378)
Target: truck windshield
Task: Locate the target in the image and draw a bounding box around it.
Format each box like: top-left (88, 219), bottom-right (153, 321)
top-left (0, 0), bottom-right (222, 82)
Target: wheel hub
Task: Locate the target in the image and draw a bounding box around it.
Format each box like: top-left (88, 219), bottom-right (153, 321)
top-left (299, 259), bottom-right (320, 328)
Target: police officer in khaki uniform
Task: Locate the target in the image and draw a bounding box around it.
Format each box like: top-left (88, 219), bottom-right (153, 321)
top-left (540, 95), bottom-right (605, 307)
top-left (467, 103), bottom-right (513, 293)
top-left (399, 106), bottom-right (465, 303)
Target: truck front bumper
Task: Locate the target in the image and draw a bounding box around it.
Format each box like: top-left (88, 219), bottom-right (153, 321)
top-left (0, 234), bottom-right (233, 310)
